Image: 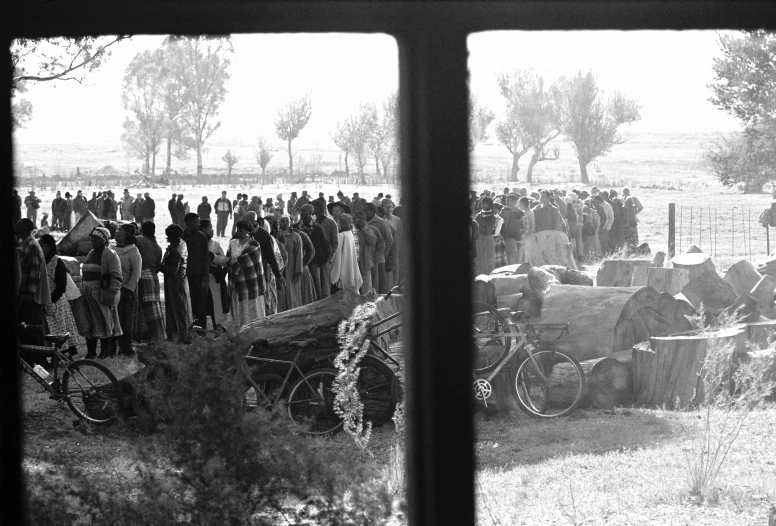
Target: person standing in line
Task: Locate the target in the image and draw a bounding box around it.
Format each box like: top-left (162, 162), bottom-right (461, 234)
top-left (160, 224), bottom-right (192, 344)
top-left (15, 218), bottom-right (51, 366)
top-left (248, 195), bottom-right (263, 215)
top-left (168, 193), bottom-right (178, 224)
top-left (500, 193), bottom-right (526, 266)
top-left (111, 223), bottom-right (142, 357)
top-left (297, 204), bottom-right (331, 301)
top-left (197, 196), bottom-right (212, 222)
top-left (79, 227), bottom-right (123, 359)
top-left (287, 191), bottom-right (298, 214)
top-left (104, 191), bottom-right (118, 220)
top-left (200, 219), bottom-right (228, 331)
top-left (95, 191), bottom-right (105, 219)
top-left (623, 195), bottom-right (642, 255)
top-left (142, 192), bottom-right (155, 224)
top-left (214, 190), bottom-right (232, 237)
top-left (608, 190), bottom-right (625, 253)
top-left (294, 225), bottom-right (317, 305)
top-left (330, 213), bottom-right (363, 293)
top-left (121, 189), bottom-right (135, 221)
top-left (260, 216), bottom-right (286, 316)
top-left (38, 234), bottom-right (84, 357)
top-left (276, 215), bottom-right (303, 312)
top-left (133, 193), bottom-right (145, 225)
top-left (175, 194), bottom-right (187, 228)
top-left (134, 221), bottom-right (166, 341)
top-left (276, 194), bottom-right (285, 211)
top-left (51, 191), bottom-right (64, 231)
top-left (72, 190), bottom-right (88, 224)
top-left (474, 196), bottom-right (502, 276)
top-left (232, 193), bottom-right (247, 236)
top-left (241, 211), bottom-right (285, 315)
top-left (87, 192), bottom-right (98, 216)
top-left (227, 220), bottom-right (265, 327)
top-left (182, 212), bottom-right (211, 331)
top-left (353, 211), bottom-right (376, 295)
top-left (365, 203), bottom-right (393, 294)
top-left (312, 200), bottom-right (339, 297)
top-left (295, 190), bottom-right (310, 211)
top-left (364, 211), bottom-right (385, 294)
top-left (381, 198), bottom-right (403, 284)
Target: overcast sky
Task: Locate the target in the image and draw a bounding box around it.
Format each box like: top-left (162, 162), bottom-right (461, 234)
top-left (12, 30), bottom-right (740, 146)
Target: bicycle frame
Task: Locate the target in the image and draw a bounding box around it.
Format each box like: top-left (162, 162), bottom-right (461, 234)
top-left (366, 311), bottom-right (402, 369)
top-left (244, 348), bottom-right (333, 409)
top-left (18, 344), bottom-right (70, 399)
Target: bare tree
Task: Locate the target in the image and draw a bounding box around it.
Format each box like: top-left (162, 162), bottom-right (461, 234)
top-left (11, 36), bottom-right (128, 129)
top-left (366, 93), bottom-right (399, 181)
top-left (222, 150), bottom-right (239, 183)
top-left (254, 136), bottom-right (273, 185)
top-left (331, 122), bottom-right (351, 174)
top-left (274, 93), bottom-right (313, 182)
top-left (164, 36), bottom-right (233, 177)
top-left (469, 94), bottom-right (495, 152)
top-left (345, 104), bottom-right (376, 185)
top-left (554, 70), bottom-right (641, 184)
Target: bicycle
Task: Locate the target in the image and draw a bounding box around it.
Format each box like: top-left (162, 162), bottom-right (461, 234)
top-left (471, 302), bottom-right (586, 418)
top-left (17, 323), bottom-right (125, 425)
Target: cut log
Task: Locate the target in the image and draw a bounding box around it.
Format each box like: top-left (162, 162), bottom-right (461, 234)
top-left (547, 356), bottom-right (632, 410)
top-left (633, 327), bottom-right (747, 408)
top-left (613, 286), bottom-right (696, 353)
top-left (749, 274), bottom-right (776, 306)
top-left (630, 266), bottom-right (690, 295)
top-left (742, 319), bottom-right (776, 349)
top-left (496, 294), bottom-right (521, 310)
top-left (680, 270), bottom-right (738, 313)
top-left (57, 211), bottom-right (104, 257)
top-left (652, 251), bottom-right (667, 268)
top-left (670, 252), bottom-right (717, 282)
top-left (472, 274), bottom-right (529, 306)
top-left (524, 230), bottom-right (577, 270)
top-left (724, 260), bottom-right (763, 297)
top-left (737, 348), bottom-right (776, 400)
top-left (491, 263), bottom-right (531, 275)
top-left (720, 293), bottom-right (760, 323)
top-left (686, 244), bottom-right (703, 254)
top-left (540, 265), bottom-right (594, 286)
top-left (596, 259), bottom-right (652, 287)
top-left (516, 284), bottom-right (643, 361)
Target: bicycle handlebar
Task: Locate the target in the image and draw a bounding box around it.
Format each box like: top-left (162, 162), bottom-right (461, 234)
top-left (382, 281), bottom-right (403, 301)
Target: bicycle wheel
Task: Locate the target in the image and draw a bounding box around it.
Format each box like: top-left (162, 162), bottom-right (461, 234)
top-left (358, 355), bottom-right (398, 427)
top-left (244, 373), bottom-right (285, 412)
top-left (472, 301), bottom-right (511, 373)
top-left (513, 349), bottom-right (586, 418)
top-left (287, 368), bottom-right (342, 436)
top-left (62, 359), bottom-right (125, 425)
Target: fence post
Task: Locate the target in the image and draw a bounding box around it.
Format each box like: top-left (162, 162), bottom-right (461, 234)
top-left (668, 202), bottom-right (675, 258)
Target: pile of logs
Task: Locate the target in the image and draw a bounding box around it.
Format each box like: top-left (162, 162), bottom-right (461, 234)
top-left (474, 247), bottom-right (776, 413)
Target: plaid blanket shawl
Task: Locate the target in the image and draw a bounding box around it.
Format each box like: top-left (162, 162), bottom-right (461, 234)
top-left (137, 268), bottom-right (161, 303)
top-left (231, 239), bottom-right (264, 301)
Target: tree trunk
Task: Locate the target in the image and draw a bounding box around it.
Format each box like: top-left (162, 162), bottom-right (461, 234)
top-left (553, 356), bottom-right (633, 410)
top-left (724, 260), bottom-right (764, 297)
top-left (525, 152), bottom-right (540, 184)
top-left (509, 154), bottom-right (519, 182)
top-left (287, 138), bottom-right (294, 181)
top-left (165, 135), bottom-right (172, 175)
top-left (374, 153), bottom-right (381, 176)
top-left (680, 270), bottom-right (738, 313)
top-left (196, 142), bottom-right (203, 178)
top-left (227, 165), bottom-right (232, 183)
top-left (578, 158), bottom-right (590, 184)
top-left (260, 166), bottom-right (266, 187)
top-left (151, 151), bottom-right (157, 176)
top-left (359, 167), bottom-right (367, 185)
top-left (670, 252), bottom-right (717, 282)
top-left (633, 327), bottom-right (747, 408)
top-left (596, 259), bottom-right (653, 287)
top-left (612, 286), bottom-right (696, 352)
top-left (344, 151), bottom-right (349, 174)
top-left (630, 266), bottom-right (690, 295)
top-left (144, 150), bottom-right (150, 175)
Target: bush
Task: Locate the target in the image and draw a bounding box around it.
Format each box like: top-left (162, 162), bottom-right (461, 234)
top-left (25, 333), bottom-right (395, 525)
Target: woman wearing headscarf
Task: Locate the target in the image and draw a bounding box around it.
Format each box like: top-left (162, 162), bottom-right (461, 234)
top-left (330, 213), bottom-right (363, 293)
top-left (80, 226), bottom-right (123, 359)
top-left (474, 196), bottom-right (502, 276)
top-left (160, 224), bottom-right (193, 343)
top-left (276, 215), bottom-right (303, 312)
top-left (38, 234), bottom-right (84, 357)
top-left (113, 223), bottom-right (142, 356)
top-left (227, 220), bottom-right (265, 326)
top-left (294, 225), bottom-right (317, 305)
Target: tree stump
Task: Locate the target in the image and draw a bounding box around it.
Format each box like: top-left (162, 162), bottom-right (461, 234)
top-left (596, 259), bottom-right (652, 287)
top-left (630, 266), bottom-right (690, 295)
top-left (57, 211), bottom-right (104, 256)
top-left (749, 275), bottom-right (776, 306)
top-left (541, 265), bottom-right (594, 286)
top-left (472, 274), bottom-right (529, 306)
top-left (524, 230), bottom-right (577, 269)
top-left (724, 260), bottom-right (763, 297)
top-left (613, 286), bottom-right (696, 352)
top-left (742, 319), bottom-right (776, 349)
top-left (670, 252), bottom-right (717, 283)
top-left (554, 356), bottom-right (633, 409)
top-left (633, 327), bottom-right (747, 408)
top-left (680, 270), bottom-right (738, 313)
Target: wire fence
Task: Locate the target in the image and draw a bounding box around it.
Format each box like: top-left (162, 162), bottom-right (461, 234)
top-left (675, 204), bottom-right (772, 270)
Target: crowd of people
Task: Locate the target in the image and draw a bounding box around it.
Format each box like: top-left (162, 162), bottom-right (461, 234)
top-left (469, 185), bottom-right (644, 275)
top-left (14, 187), bottom-right (404, 364)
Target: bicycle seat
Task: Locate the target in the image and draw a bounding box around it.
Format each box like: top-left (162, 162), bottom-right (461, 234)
top-left (43, 333), bottom-right (70, 347)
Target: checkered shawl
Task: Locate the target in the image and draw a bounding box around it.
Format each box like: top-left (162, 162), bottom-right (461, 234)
top-left (137, 268), bottom-right (161, 303)
top-left (230, 239), bottom-right (264, 301)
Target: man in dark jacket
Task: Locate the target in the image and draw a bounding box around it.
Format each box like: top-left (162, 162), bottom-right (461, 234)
top-left (197, 196), bottom-right (212, 221)
top-left (297, 203), bottom-right (331, 300)
top-left (142, 192), bottom-right (156, 221)
top-left (500, 193), bottom-right (526, 265)
top-left (132, 193), bottom-right (145, 224)
top-left (72, 190), bottom-right (88, 223)
top-left (12, 190), bottom-right (22, 224)
top-left (365, 203), bottom-right (394, 294)
top-left (168, 193), bottom-right (178, 223)
top-left (51, 191), bottom-right (65, 231)
top-left (183, 213), bottom-right (211, 330)
top-left (176, 195), bottom-right (187, 227)
top-left (87, 192), bottom-right (98, 216)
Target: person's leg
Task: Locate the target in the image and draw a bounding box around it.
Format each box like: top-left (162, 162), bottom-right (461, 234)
top-left (320, 261), bottom-right (332, 299)
top-left (308, 263), bottom-right (323, 300)
top-left (504, 238), bottom-right (518, 265)
top-left (187, 275), bottom-right (206, 328)
top-left (206, 287), bottom-right (218, 330)
top-left (85, 338), bottom-right (98, 359)
top-left (99, 338), bottom-right (115, 359)
top-left (360, 265), bottom-right (373, 295)
top-left (371, 264), bottom-right (380, 294)
top-left (377, 262), bottom-right (388, 294)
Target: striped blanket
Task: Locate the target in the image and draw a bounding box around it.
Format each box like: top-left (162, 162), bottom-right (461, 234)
top-left (230, 240), bottom-right (264, 301)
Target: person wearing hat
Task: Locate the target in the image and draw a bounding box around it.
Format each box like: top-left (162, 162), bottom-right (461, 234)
top-left (276, 215), bottom-right (304, 312)
top-left (168, 193), bottom-right (178, 224)
top-left (381, 198), bottom-right (403, 285)
top-left (80, 226), bottom-right (124, 358)
top-left (95, 191), bottom-right (105, 219)
top-left (330, 213), bottom-right (363, 293)
top-left (500, 193), bottom-right (526, 265)
top-left (287, 191), bottom-right (298, 214)
top-left (313, 195), bottom-right (327, 216)
top-left (51, 191), bottom-right (65, 231)
top-left (337, 190), bottom-right (351, 207)
top-left (365, 202), bottom-right (394, 294)
top-left (474, 196), bottom-right (502, 276)
top-left (121, 188), bottom-right (135, 222)
top-left (351, 192), bottom-right (365, 214)
top-left (392, 197), bottom-right (404, 218)
top-left (533, 190), bottom-right (566, 235)
top-left (297, 203), bottom-right (332, 301)
top-left (248, 195), bottom-right (263, 216)
top-left (214, 191), bottom-right (232, 237)
top-left (160, 223), bottom-right (193, 343)
top-left (295, 190), bottom-right (310, 211)
top-left (327, 200), bottom-right (351, 224)
top-left (112, 223), bottom-right (142, 357)
top-left (141, 191), bottom-right (156, 222)
top-left (104, 190), bottom-right (118, 220)
top-left (312, 200), bottom-right (339, 296)
top-left (62, 192), bottom-right (74, 231)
